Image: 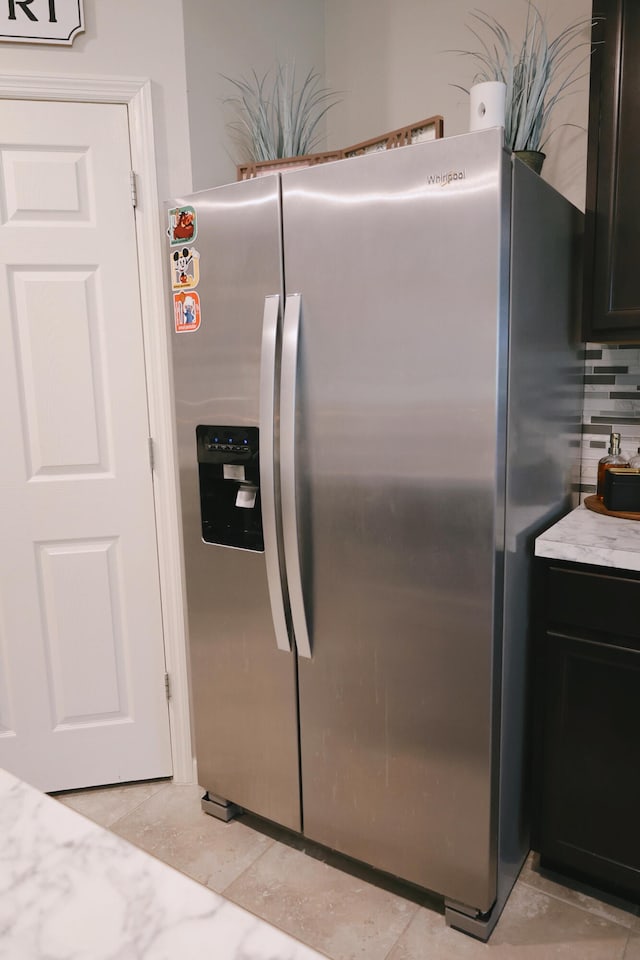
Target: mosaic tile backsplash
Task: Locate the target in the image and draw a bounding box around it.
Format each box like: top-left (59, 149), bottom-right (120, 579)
top-left (580, 343), bottom-right (640, 496)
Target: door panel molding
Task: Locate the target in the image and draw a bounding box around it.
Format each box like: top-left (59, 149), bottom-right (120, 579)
top-left (0, 73), bottom-right (193, 783)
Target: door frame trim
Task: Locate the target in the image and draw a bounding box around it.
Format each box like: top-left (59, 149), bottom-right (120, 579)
top-left (0, 73), bottom-right (194, 783)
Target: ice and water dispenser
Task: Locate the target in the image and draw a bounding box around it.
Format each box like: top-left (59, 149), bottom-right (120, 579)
top-left (196, 426), bottom-right (263, 551)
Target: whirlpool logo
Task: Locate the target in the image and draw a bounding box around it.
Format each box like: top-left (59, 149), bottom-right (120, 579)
top-left (426, 169), bottom-right (467, 186)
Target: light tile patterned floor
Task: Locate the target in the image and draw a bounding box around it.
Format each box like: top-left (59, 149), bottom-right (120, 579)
top-left (56, 781), bottom-right (640, 960)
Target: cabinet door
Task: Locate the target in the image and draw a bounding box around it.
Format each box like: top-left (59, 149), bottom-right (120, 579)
top-left (537, 629), bottom-right (640, 899)
top-left (584, 0), bottom-right (640, 341)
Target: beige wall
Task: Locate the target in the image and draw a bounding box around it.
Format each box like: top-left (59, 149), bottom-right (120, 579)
top-left (6, 3), bottom-right (586, 205)
top-left (182, 0), bottom-right (326, 190)
top-left (180, 1), bottom-right (591, 205)
top-left (0, 0), bottom-right (192, 202)
top-left (324, 0), bottom-right (592, 209)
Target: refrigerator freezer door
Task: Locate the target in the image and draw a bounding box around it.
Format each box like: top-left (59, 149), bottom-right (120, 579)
top-left (281, 130), bottom-right (509, 911)
top-left (171, 176), bottom-right (301, 831)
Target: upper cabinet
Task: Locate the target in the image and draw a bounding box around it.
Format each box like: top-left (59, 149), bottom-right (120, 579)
top-left (584, 0), bottom-right (640, 342)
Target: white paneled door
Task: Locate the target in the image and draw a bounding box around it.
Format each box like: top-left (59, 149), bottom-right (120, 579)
top-left (0, 99), bottom-right (173, 791)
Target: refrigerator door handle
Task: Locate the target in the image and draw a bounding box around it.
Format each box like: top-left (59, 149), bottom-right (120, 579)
top-left (280, 293), bottom-right (312, 659)
top-left (259, 294), bottom-right (292, 653)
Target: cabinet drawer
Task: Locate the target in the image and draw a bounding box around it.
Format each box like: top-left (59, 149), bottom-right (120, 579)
top-left (547, 565), bottom-right (640, 641)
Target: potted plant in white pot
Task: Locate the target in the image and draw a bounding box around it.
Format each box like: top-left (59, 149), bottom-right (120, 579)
top-left (456, 1), bottom-right (593, 173)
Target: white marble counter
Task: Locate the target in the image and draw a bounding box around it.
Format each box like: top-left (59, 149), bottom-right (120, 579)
top-left (0, 767), bottom-right (326, 960)
top-left (535, 503), bottom-right (640, 572)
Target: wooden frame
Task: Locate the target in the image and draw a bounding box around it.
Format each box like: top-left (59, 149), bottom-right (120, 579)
top-left (343, 115), bottom-right (444, 157)
top-left (237, 148), bottom-right (346, 181)
top-left (237, 115), bottom-right (444, 181)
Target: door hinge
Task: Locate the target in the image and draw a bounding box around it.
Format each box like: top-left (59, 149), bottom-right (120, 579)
top-left (148, 437), bottom-right (155, 472)
top-left (130, 170), bottom-right (138, 208)
top-left (164, 672), bottom-right (171, 700)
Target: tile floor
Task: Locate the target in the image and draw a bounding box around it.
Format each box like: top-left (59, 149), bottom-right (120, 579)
top-left (55, 780), bottom-right (640, 960)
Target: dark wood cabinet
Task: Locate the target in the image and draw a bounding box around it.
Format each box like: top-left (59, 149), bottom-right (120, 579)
top-left (584, 0), bottom-right (640, 341)
top-left (533, 560), bottom-right (640, 901)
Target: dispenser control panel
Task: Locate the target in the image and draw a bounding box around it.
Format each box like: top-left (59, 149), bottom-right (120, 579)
top-left (195, 425), bottom-right (263, 551)
top-left (197, 426), bottom-right (257, 462)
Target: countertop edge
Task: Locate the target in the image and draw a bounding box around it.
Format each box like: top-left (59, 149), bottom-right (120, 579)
top-left (534, 504), bottom-right (640, 573)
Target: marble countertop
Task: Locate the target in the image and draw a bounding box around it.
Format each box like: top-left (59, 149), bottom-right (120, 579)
top-left (535, 503), bottom-right (640, 572)
top-left (0, 767), bottom-right (326, 960)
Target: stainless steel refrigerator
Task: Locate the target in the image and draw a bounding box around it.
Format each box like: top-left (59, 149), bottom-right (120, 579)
top-left (169, 128), bottom-right (582, 938)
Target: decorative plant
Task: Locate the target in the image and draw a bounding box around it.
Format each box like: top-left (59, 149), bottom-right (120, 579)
top-left (223, 62), bottom-right (340, 162)
top-left (455, 2), bottom-right (593, 153)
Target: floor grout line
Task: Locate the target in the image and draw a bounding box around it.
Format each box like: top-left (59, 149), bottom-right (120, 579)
top-left (517, 876), bottom-right (639, 931)
top-left (54, 778), bottom-right (173, 830)
top-left (105, 779), bottom-right (175, 829)
top-left (218, 828), bottom-right (278, 896)
top-left (218, 835), bottom-right (282, 898)
top-left (379, 903), bottom-right (421, 960)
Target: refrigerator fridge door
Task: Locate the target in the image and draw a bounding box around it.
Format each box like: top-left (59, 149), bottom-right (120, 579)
top-left (280, 293), bottom-right (312, 659)
top-left (281, 129), bottom-right (510, 911)
top-left (171, 176), bottom-right (301, 831)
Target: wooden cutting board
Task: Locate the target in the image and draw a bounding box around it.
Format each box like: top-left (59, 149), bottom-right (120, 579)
top-left (584, 494), bottom-right (640, 521)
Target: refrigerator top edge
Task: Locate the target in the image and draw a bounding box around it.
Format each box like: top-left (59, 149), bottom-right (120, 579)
top-left (262, 127), bottom-right (507, 191)
top-left (168, 130), bottom-right (577, 215)
top-left (169, 169), bottom-right (281, 206)
top-left (168, 129), bottom-right (511, 204)
top-left (165, 127), bottom-right (577, 209)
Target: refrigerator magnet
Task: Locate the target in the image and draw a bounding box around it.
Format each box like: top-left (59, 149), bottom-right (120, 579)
top-left (167, 205), bottom-right (197, 245)
top-left (171, 246), bottom-right (200, 291)
top-left (174, 291), bottom-right (201, 333)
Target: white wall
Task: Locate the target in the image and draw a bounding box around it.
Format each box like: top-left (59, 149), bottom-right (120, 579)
top-left (0, 0), bottom-right (192, 202)
top-left (182, 0), bottom-right (326, 190)
top-left (324, 0), bottom-right (592, 209)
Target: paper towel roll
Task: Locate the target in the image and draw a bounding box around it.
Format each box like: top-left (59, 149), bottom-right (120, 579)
top-left (469, 81), bottom-right (506, 132)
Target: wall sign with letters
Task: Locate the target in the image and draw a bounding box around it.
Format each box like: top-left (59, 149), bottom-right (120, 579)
top-left (0, 0), bottom-right (84, 45)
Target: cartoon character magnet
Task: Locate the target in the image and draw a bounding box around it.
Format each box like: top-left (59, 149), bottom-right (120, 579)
top-left (168, 205), bottom-right (197, 245)
top-left (171, 246), bottom-right (200, 290)
top-left (174, 291), bottom-right (201, 333)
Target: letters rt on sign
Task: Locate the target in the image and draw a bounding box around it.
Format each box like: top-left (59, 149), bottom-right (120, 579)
top-left (0, 0), bottom-right (84, 44)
